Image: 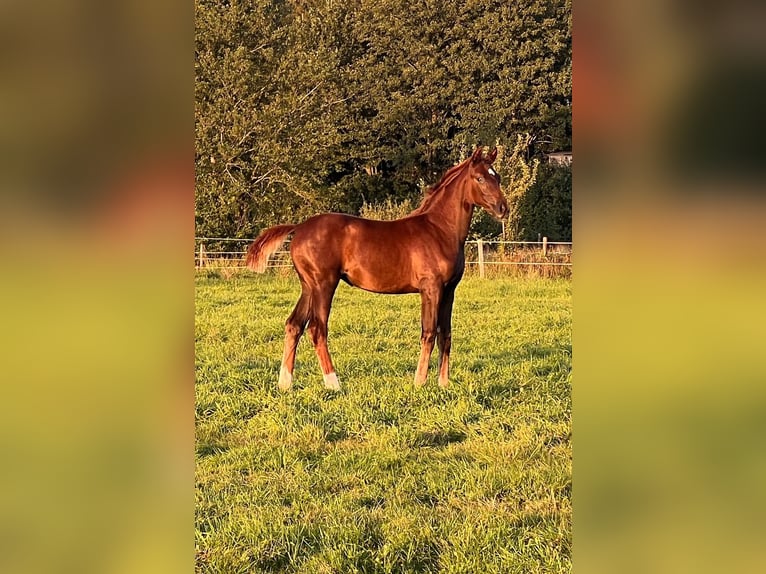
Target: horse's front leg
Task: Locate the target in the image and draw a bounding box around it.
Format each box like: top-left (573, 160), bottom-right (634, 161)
top-left (414, 283), bottom-right (442, 386)
top-left (436, 285), bottom-right (455, 388)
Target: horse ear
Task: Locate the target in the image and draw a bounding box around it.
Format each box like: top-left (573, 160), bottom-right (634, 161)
top-left (487, 147), bottom-right (498, 164)
top-left (471, 146), bottom-right (484, 164)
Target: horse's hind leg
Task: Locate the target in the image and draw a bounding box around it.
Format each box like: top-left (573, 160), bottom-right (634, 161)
top-left (308, 279), bottom-right (341, 390)
top-left (278, 288), bottom-right (310, 391)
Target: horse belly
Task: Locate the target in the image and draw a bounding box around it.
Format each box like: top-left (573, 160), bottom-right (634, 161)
top-left (342, 248), bottom-right (417, 294)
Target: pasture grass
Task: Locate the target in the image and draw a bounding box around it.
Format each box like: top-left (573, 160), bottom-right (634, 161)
top-left (196, 274), bottom-right (571, 573)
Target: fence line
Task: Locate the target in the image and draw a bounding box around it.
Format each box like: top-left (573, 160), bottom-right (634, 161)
top-left (465, 261), bottom-right (572, 266)
top-left (195, 237), bottom-right (573, 245)
top-left (194, 237), bottom-right (572, 274)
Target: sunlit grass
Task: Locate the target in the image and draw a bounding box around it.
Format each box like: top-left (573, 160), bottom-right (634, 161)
top-left (196, 274), bottom-right (571, 573)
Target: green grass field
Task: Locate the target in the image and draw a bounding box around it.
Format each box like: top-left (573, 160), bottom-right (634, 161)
top-left (196, 274), bottom-right (571, 573)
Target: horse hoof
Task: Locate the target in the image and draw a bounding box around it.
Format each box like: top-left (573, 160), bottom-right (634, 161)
top-left (414, 374), bottom-right (427, 387)
top-left (323, 372), bottom-right (341, 391)
top-left (278, 367), bottom-right (293, 391)
top-left (438, 377), bottom-right (449, 388)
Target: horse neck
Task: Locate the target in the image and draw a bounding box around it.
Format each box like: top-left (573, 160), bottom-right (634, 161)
top-left (421, 176), bottom-right (474, 245)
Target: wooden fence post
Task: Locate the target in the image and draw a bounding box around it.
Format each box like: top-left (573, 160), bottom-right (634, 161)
top-left (477, 238), bottom-right (485, 278)
top-left (499, 223), bottom-right (506, 259)
top-left (198, 243), bottom-right (206, 268)
top-left (542, 236), bottom-right (548, 257)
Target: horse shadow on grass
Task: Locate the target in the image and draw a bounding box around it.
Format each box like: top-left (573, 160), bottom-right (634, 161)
top-left (466, 343), bottom-right (567, 370)
top-left (410, 428), bottom-right (468, 448)
top-left (252, 514), bottom-right (442, 574)
top-left (196, 442), bottom-right (229, 457)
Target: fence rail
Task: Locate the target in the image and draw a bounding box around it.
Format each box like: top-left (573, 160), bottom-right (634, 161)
top-left (195, 237), bottom-right (571, 277)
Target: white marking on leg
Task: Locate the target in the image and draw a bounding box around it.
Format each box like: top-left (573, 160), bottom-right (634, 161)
top-left (438, 362), bottom-right (449, 388)
top-left (323, 372), bottom-right (340, 391)
top-left (278, 365), bottom-right (293, 391)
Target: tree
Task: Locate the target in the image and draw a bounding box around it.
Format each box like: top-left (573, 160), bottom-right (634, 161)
top-left (194, 0), bottom-right (571, 238)
top-left (517, 161), bottom-right (572, 241)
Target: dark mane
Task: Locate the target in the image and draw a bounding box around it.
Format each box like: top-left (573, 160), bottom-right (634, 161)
top-left (410, 158), bottom-right (470, 215)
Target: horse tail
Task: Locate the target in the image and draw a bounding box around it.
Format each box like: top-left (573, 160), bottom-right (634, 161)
top-left (245, 224), bottom-right (297, 272)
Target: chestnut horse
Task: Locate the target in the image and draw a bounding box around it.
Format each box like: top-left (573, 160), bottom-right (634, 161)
top-left (246, 146), bottom-right (508, 391)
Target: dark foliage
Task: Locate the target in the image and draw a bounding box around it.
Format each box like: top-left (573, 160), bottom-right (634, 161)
top-left (195, 0), bottom-right (571, 238)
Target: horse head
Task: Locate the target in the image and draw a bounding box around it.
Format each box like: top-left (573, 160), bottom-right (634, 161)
top-left (465, 146), bottom-right (508, 220)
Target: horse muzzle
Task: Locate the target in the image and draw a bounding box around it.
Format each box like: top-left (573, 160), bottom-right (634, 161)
top-left (494, 200), bottom-right (508, 220)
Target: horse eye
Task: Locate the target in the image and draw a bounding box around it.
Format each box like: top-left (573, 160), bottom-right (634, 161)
top-left (477, 177), bottom-right (484, 183)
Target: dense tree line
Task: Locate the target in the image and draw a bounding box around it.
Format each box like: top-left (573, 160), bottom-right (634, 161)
top-left (195, 0), bottom-right (571, 240)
